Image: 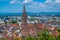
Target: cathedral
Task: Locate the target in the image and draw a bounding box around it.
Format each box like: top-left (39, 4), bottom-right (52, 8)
top-left (20, 5), bottom-right (44, 37)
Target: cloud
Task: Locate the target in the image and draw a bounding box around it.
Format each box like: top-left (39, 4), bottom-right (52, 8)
top-left (9, 0), bottom-right (60, 12)
top-left (23, 0), bottom-right (33, 4)
top-left (27, 2), bottom-right (47, 9)
top-left (10, 0), bottom-right (33, 4)
top-left (45, 0), bottom-right (51, 3)
top-left (55, 0), bottom-right (60, 3)
top-left (39, 3), bottom-right (47, 8)
top-left (45, 0), bottom-right (55, 3)
top-left (45, 0), bottom-right (60, 3)
top-left (23, 0), bottom-right (29, 3)
top-left (10, 0), bottom-right (17, 4)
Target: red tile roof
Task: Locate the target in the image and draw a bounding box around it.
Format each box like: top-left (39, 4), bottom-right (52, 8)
top-left (37, 24), bottom-right (44, 29)
top-left (11, 24), bottom-right (18, 27)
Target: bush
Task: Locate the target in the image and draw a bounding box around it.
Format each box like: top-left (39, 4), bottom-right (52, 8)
top-left (0, 38), bottom-right (7, 40)
top-left (57, 29), bottom-right (60, 33)
top-left (14, 37), bottom-right (20, 40)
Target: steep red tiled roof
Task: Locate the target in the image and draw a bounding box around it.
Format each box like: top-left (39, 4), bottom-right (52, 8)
top-left (27, 24), bottom-right (34, 28)
top-left (37, 24), bottom-right (44, 29)
top-left (11, 24), bottom-right (18, 27)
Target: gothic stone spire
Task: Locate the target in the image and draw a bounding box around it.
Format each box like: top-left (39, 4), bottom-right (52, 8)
top-left (22, 4), bottom-right (27, 25)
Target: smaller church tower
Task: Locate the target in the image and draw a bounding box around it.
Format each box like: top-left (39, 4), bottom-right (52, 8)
top-left (22, 4), bottom-right (27, 25)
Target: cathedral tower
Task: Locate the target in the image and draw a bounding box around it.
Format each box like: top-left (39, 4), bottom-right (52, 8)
top-left (22, 4), bottom-right (27, 25)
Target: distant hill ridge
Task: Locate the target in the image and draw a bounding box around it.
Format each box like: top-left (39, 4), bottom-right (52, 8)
top-left (0, 12), bottom-right (60, 16)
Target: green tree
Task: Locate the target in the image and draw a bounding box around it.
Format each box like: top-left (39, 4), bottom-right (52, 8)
top-left (14, 37), bottom-right (20, 40)
top-left (26, 36), bottom-right (35, 40)
top-left (30, 18), bottom-right (35, 21)
top-left (48, 35), bottom-right (56, 40)
top-left (38, 36), bottom-right (44, 40)
top-left (25, 29), bottom-right (57, 40)
top-left (37, 29), bottom-right (49, 40)
top-left (37, 29), bottom-right (56, 40)
top-left (10, 21), bottom-right (17, 24)
top-left (57, 28), bottom-right (60, 33)
top-left (56, 35), bottom-right (60, 40)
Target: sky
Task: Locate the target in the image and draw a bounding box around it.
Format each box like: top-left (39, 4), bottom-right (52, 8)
top-left (0, 0), bottom-right (60, 13)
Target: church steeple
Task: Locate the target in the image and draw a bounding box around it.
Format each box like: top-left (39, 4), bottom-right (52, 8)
top-left (22, 4), bottom-right (27, 25)
top-left (23, 4), bottom-right (26, 13)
